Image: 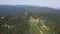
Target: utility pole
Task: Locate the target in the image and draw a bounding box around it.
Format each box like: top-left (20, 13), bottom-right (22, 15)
top-left (25, 11), bottom-right (29, 34)
top-left (25, 11), bottom-right (27, 16)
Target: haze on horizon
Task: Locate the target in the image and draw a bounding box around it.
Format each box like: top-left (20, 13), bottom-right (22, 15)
top-left (0, 0), bottom-right (60, 8)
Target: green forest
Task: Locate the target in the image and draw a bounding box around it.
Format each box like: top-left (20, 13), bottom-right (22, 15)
top-left (0, 5), bottom-right (60, 34)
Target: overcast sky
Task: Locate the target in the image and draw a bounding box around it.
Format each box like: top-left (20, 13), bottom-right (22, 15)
top-left (0, 0), bottom-right (60, 8)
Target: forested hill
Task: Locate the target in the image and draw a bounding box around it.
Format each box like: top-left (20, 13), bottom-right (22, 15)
top-left (0, 5), bottom-right (60, 34)
top-left (0, 5), bottom-right (60, 16)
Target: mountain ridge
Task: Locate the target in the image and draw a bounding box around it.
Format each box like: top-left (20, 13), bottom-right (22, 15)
top-left (0, 5), bottom-right (60, 16)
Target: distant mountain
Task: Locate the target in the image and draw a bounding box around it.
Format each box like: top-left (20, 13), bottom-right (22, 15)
top-left (0, 5), bottom-right (60, 16)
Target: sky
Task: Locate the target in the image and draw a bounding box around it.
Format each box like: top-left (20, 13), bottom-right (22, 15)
top-left (0, 0), bottom-right (60, 8)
